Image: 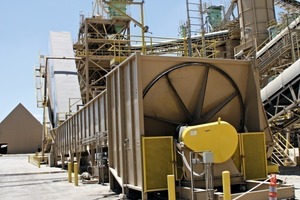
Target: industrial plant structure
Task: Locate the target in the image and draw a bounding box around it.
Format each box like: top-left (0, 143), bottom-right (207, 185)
top-left (34, 0), bottom-right (300, 199)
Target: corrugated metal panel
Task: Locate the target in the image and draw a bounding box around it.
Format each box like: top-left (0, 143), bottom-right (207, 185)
top-left (56, 91), bottom-right (107, 155)
top-left (107, 54), bottom-right (144, 189)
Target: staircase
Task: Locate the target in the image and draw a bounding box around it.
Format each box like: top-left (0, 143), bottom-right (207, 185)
top-left (254, 14), bottom-right (300, 87)
top-left (271, 132), bottom-right (297, 166)
top-left (257, 37), bottom-right (291, 72)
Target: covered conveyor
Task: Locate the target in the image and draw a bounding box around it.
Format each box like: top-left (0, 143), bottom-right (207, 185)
top-left (47, 31), bottom-right (82, 127)
top-left (261, 58), bottom-right (300, 132)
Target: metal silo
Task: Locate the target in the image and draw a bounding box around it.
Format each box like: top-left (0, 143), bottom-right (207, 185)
top-left (237, 0), bottom-right (275, 49)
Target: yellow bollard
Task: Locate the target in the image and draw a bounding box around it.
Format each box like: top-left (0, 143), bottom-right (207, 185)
top-left (167, 175), bottom-right (176, 200)
top-left (222, 171), bottom-right (231, 200)
top-left (68, 162), bottom-right (72, 183)
top-left (74, 162), bottom-right (78, 186)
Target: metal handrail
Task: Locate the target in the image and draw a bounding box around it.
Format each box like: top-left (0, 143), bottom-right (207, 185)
top-left (273, 132), bottom-right (297, 165)
top-left (272, 145), bottom-right (286, 166)
top-left (274, 132), bottom-right (296, 154)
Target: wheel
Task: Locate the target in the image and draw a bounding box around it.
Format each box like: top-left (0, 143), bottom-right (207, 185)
top-left (143, 62), bottom-right (245, 137)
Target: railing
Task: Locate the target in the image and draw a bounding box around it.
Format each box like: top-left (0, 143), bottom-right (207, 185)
top-left (272, 132), bottom-right (297, 166)
top-left (74, 33), bottom-right (230, 60)
top-left (28, 153), bottom-right (48, 168)
top-left (195, 39), bottom-right (220, 58)
top-left (75, 34), bottom-right (188, 58)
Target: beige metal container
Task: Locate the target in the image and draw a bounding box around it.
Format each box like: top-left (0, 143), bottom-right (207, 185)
top-left (106, 52), bottom-right (271, 196)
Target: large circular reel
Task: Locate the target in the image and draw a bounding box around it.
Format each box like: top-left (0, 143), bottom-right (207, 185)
top-left (143, 62), bottom-right (245, 137)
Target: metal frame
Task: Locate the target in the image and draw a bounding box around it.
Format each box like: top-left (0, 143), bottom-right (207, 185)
top-left (263, 73), bottom-right (300, 131)
top-left (74, 17), bottom-right (131, 103)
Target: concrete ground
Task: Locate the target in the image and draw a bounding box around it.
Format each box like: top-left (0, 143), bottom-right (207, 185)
top-left (0, 154), bottom-right (118, 200)
top-left (277, 166), bottom-right (300, 199)
top-left (277, 175), bottom-right (300, 199)
top-left (1, 154), bottom-right (300, 199)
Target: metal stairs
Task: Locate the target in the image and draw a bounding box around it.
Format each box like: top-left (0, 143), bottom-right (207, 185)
top-left (256, 15), bottom-right (300, 87)
top-left (271, 132), bottom-right (297, 166)
top-left (258, 30), bottom-right (300, 70)
top-left (257, 38), bottom-right (291, 73)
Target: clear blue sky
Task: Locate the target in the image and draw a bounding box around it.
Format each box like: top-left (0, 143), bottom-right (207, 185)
top-left (0, 0), bottom-right (279, 123)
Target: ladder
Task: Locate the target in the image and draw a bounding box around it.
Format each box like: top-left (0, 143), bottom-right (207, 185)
top-left (34, 55), bottom-right (45, 108)
top-left (185, 0), bottom-right (206, 57)
top-left (186, 0), bottom-right (203, 35)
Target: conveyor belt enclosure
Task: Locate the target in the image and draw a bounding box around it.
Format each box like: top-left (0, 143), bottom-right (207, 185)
top-left (261, 58), bottom-right (300, 129)
top-left (106, 52), bottom-right (271, 193)
top-left (48, 31), bottom-right (82, 127)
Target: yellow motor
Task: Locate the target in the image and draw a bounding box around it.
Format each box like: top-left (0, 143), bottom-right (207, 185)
top-left (178, 119), bottom-right (238, 163)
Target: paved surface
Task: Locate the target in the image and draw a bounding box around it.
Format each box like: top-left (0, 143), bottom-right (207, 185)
top-left (278, 166), bottom-right (300, 199)
top-left (277, 175), bottom-right (300, 199)
top-left (1, 154), bottom-right (300, 199)
top-left (0, 154), bottom-right (118, 200)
